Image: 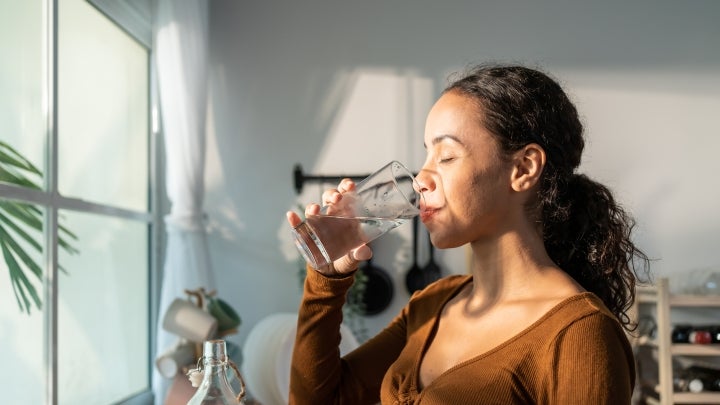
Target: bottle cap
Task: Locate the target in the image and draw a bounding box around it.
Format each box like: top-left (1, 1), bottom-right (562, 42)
top-left (688, 378), bottom-right (704, 393)
top-left (689, 330), bottom-right (712, 344)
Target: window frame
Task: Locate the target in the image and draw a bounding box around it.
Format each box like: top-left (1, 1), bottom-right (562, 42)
top-left (0, 0), bottom-right (161, 403)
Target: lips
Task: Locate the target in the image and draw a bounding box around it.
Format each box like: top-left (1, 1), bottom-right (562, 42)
top-left (420, 207), bottom-right (440, 222)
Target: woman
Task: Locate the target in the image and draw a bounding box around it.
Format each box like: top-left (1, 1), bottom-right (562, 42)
top-left (285, 64), bottom-right (649, 404)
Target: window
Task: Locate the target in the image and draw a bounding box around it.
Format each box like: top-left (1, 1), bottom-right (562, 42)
top-left (0, 0), bottom-right (158, 403)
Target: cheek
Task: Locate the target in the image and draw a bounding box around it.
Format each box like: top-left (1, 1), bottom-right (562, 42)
top-left (451, 169), bottom-right (510, 225)
top-left (428, 166), bottom-right (511, 247)
top-left (457, 171), bottom-right (495, 210)
top-left (440, 177), bottom-right (485, 235)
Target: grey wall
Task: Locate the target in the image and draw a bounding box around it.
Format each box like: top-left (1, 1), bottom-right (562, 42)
top-left (203, 0), bottom-right (720, 346)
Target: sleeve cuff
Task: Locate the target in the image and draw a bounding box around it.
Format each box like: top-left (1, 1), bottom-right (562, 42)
top-left (305, 264), bottom-right (356, 294)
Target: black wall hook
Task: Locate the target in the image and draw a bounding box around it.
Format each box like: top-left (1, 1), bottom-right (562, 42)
top-left (292, 163), bottom-right (418, 194)
top-left (293, 164), bottom-right (369, 194)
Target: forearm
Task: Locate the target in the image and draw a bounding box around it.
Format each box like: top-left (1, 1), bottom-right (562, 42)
top-left (289, 266), bottom-right (358, 405)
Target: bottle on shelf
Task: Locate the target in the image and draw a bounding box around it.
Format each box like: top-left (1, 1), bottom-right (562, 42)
top-left (671, 324), bottom-right (720, 344)
top-left (699, 324), bottom-right (720, 343)
top-left (676, 365), bottom-right (720, 393)
top-left (689, 329), bottom-right (713, 344)
top-left (671, 324), bottom-right (693, 343)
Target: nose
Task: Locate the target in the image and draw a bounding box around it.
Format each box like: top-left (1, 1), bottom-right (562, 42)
top-left (413, 168), bottom-right (434, 195)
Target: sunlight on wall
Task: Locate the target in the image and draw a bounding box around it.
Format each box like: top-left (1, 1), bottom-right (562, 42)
top-left (567, 70), bottom-right (720, 276)
top-left (313, 68), bottom-right (426, 173)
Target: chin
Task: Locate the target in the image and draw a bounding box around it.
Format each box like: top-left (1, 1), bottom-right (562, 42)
top-left (434, 241), bottom-right (466, 250)
top-left (427, 232), bottom-right (466, 250)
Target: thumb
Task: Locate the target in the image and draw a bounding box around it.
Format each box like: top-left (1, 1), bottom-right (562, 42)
top-left (332, 244), bottom-right (373, 274)
top-left (352, 244), bottom-right (373, 262)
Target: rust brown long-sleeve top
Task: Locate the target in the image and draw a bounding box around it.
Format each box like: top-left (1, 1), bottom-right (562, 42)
top-left (290, 268), bottom-right (635, 405)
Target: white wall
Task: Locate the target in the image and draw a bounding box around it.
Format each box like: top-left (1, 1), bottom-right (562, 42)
top-left (203, 0), bottom-right (720, 346)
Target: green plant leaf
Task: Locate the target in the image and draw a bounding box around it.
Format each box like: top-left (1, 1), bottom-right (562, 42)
top-left (0, 211), bottom-right (42, 253)
top-left (1, 238), bottom-right (40, 313)
top-left (0, 166), bottom-right (43, 190)
top-left (0, 140), bottom-right (78, 314)
top-left (0, 224), bottom-right (43, 279)
top-left (0, 202), bottom-right (78, 255)
top-left (0, 201), bottom-right (43, 232)
top-left (0, 141), bottom-right (42, 176)
top-left (58, 225), bottom-right (80, 255)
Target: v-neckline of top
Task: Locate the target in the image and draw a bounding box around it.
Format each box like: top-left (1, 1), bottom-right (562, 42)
top-left (412, 276), bottom-right (596, 393)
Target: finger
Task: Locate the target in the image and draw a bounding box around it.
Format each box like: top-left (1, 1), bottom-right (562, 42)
top-left (286, 211), bottom-right (302, 227)
top-left (332, 253), bottom-right (361, 274)
top-left (321, 188), bottom-right (341, 206)
top-left (304, 203), bottom-right (321, 217)
top-left (322, 179), bottom-right (356, 206)
top-left (351, 244), bottom-right (372, 261)
top-left (337, 178), bottom-right (356, 193)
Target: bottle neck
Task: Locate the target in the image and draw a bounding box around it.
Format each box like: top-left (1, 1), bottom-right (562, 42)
top-left (201, 357), bottom-right (230, 380)
top-left (198, 358), bottom-right (237, 398)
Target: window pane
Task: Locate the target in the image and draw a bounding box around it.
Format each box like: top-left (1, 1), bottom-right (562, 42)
top-left (0, 200), bottom-right (46, 404)
top-left (0, 0), bottom-right (47, 189)
top-left (58, 210), bottom-right (149, 405)
top-left (58, 0), bottom-right (149, 212)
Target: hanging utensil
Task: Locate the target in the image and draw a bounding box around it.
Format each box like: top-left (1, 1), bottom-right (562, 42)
top-left (359, 252), bottom-right (394, 316)
top-left (404, 216), bottom-right (425, 294)
top-left (421, 229), bottom-right (442, 286)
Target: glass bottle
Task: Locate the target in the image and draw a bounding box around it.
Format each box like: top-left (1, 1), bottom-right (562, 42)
top-left (187, 339), bottom-right (246, 405)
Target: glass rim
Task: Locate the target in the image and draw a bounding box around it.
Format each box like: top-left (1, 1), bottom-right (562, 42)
top-left (386, 160), bottom-right (423, 208)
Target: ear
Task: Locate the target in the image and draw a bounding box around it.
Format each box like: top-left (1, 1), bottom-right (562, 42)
top-left (510, 143), bottom-right (546, 192)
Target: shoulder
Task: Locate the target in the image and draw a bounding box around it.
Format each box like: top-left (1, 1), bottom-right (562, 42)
top-left (544, 292), bottom-right (616, 323)
top-left (543, 293), bottom-right (631, 350)
top-left (540, 295), bottom-right (635, 401)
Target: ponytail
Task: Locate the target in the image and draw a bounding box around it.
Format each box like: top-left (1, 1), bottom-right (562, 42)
top-left (541, 173), bottom-right (649, 330)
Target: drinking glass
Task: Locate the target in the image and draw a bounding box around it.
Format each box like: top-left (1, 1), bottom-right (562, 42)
top-left (292, 161), bottom-right (422, 269)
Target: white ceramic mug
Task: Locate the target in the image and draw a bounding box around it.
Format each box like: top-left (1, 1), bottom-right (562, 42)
top-left (155, 339), bottom-right (196, 378)
top-left (162, 298), bottom-right (218, 343)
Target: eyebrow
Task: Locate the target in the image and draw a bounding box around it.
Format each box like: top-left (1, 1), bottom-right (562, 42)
top-left (424, 134), bottom-right (464, 149)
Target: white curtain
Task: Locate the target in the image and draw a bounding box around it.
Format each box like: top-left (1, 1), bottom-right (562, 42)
top-left (153, 0), bottom-right (212, 402)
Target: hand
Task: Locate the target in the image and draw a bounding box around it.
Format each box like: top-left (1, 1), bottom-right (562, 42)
top-left (287, 178), bottom-right (373, 277)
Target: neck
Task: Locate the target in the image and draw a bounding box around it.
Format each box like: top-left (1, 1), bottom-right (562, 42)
top-left (466, 227), bottom-right (557, 310)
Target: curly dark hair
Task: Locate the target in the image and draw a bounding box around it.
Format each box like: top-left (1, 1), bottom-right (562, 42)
top-left (445, 63), bottom-right (650, 330)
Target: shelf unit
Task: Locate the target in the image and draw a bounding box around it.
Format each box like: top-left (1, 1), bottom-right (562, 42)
top-left (633, 278), bottom-right (720, 404)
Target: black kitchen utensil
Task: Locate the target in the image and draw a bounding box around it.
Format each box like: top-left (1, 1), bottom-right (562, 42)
top-left (405, 216), bottom-right (425, 294)
top-left (360, 254), bottom-right (394, 316)
top-left (421, 230), bottom-right (442, 285)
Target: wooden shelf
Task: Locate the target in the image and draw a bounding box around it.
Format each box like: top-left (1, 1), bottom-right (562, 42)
top-left (632, 278), bottom-right (720, 405)
top-left (636, 286), bottom-right (720, 307)
top-left (670, 295), bottom-right (720, 307)
top-left (637, 286), bottom-right (658, 303)
top-left (671, 344), bottom-right (720, 356)
top-left (672, 392), bottom-right (720, 403)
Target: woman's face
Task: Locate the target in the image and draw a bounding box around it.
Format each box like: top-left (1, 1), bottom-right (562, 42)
top-left (417, 91), bottom-right (518, 249)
